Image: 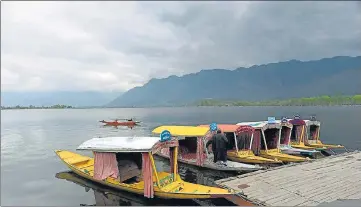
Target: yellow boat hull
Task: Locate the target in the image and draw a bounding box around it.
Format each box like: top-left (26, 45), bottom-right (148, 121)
top-left (55, 150), bottom-right (234, 199)
top-left (291, 144), bottom-right (320, 150)
top-left (227, 150), bottom-right (282, 164)
top-left (260, 149), bottom-right (307, 162)
top-left (306, 141), bottom-right (344, 149)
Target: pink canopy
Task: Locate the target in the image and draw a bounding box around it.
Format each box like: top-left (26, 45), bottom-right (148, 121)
top-left (142, 153), bottom-right (154, 198)
top-left (93, 152), bottom-right (119, 181)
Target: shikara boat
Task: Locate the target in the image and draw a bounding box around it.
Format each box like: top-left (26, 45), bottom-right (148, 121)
top-left (277, 118), bottom-right (319, 157)
top-left (288, 116), bottom-right (327, 151)
top-left (55, 136), bottom-right (237, 199)
top-left (152, 125), bottom-right (263, 172)
top-left (289, 117), bottom-right (320, 150)
top-left (197, 124), bottom-right (281, 165)
top-left (236, 121), bottom-right (307, 163)
top-left (99, 119), bottom-right (140, 127)
top-left (304, 117), bottom-right (345, 150)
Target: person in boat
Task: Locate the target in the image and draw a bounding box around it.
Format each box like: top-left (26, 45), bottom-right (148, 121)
top-left (211, 129), bottom-right (229, 165)
top-left (206, 136), bottom-right (216, 162)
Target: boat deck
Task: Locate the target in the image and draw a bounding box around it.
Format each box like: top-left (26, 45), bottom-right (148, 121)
top-left (215, 151), bottom-right (361, 206)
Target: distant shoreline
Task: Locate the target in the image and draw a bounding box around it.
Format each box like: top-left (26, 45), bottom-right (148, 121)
top-left (2, 104), bottom-right (361, 110)
top-left (2, 95), bottom-right (360, 109)
top-left (1, 104), bottom-right (74, 110)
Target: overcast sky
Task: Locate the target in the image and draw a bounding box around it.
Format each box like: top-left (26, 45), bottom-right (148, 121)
top-left (2, 1), bottom-right (361, 92)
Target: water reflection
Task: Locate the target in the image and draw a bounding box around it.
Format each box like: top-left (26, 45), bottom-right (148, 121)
top-left (55, 157), bottom-right (238, 206)
top-left (100, 125), bottom-right (136, 130)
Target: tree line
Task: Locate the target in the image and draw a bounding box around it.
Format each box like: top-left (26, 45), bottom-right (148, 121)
top-left (195, 95), bottom-right (361, 106)
top-left (1, 104), bottom-right (73, 110)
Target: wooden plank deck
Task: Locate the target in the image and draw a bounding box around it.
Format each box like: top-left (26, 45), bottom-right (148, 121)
top-left (215, 151), bottom-right (361, 206)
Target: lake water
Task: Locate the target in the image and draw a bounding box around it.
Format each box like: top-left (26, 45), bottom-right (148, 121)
top-left (1, 106), bottom-right (361, 206)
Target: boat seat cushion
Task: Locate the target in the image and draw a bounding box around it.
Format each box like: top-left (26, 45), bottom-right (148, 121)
top-left (117, 160), bottom-right (141, 182)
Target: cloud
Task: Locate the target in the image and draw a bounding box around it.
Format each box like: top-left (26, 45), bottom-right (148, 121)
top-left (2, 1), bottom-right (360, 92)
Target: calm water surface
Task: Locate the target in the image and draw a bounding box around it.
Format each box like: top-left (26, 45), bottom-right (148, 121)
top-left (1, 106), bottom-right (361, 206)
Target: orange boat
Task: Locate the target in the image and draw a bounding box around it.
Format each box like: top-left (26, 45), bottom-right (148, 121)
top-left (99, 119), bottom-right (140, 127)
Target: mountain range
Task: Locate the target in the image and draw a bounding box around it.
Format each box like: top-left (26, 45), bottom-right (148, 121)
top-left (108, 56), bottom-right (361, 107)
top-left (2, 56), bottom-right (360, 107)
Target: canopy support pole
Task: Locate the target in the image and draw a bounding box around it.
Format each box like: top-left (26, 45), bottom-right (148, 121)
top-left (317, 126), bottom-right (321, 142)
top-left (234, 132), bottom-right (239, 152)
top-left (288, 126), bottom-right (293, 146)
top-left (261, 130), bottom-right (268, 151)
top-left (277, 128), bottom-right (282, 150)
top-left (249, 133), bottom-right (254, 150)
top-left (173, 146), bottom-right (178, 181)
top-left (300, 126), bottom-right (305, 145)
top-left (149, 153), bottom-right (161, 188)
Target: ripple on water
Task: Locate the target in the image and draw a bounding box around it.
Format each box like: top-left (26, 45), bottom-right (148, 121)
top-left (22, 179), bottom-right (53, 193)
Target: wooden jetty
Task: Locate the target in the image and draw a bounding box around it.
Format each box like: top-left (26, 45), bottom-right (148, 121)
top-left (215, 151), bottom-right (361, 206)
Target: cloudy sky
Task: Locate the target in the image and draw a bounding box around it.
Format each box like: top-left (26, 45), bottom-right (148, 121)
top-left (2, 1), bottom-right (361, 92)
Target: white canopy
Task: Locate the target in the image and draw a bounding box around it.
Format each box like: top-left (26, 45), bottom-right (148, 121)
top-left (272, 120), bottom-right (293, 128)
top-left (236, 121), bottom-right (281, 130)
top-left (77, 136), bottom-right (161, 152)
top-left (304, 119), bottom-right (321, 126)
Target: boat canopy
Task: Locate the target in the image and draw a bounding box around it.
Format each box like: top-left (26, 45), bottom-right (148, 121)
top-left (198, 124), bottom-right (239, 132)
top-left (275, 120), bottom-right (293, 128)
top-left (77, 137), bottom-right (161, 152)
top-left (152, 126), bottom-right (209, 137)
top-left (153, 125), bottom-right (209, 167)
top-left (236, 121), bottom-right (281, 130)
top-left (304, 119), bottom-right (321, 142)
top-left (289, 118), bottom-right (306, 126)
top-left (304, 119), bottom-right (321, 127)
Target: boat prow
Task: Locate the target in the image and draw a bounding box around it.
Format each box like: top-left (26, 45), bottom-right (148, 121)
top-left (280, 145), bottom-right (319, 156)
top-left (227, 150), bottom-right (282, 165)
top-left (260, 149), bottom-right (308, 163)
top-left (307, 141), bottom-right (345, 150)
top-left (204, 156), bottom-right (264, 172)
